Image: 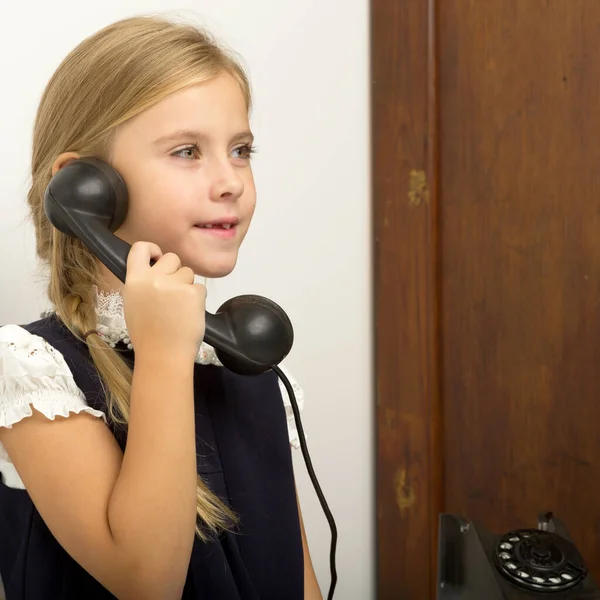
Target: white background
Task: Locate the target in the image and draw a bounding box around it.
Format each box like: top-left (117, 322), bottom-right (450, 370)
top-left (0, 2), bottom-right (372, 598)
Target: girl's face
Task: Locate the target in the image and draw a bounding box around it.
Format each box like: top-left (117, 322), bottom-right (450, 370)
top-left (108, 72), bottom-right (256, 279)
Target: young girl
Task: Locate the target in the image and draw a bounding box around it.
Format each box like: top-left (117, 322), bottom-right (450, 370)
top-left (0, 15), bottom-right (322, 600)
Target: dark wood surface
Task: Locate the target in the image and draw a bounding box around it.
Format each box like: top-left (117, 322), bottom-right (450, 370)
top-left (372, 0), bottom-right (441, 597)
top-left (440, 0), bottom-right (600, 571)
top-left (374, 1), bottom-right (600, 597)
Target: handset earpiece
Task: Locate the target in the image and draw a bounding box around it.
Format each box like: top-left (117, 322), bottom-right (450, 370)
top-left (44, 157), bottom-right (294, 375)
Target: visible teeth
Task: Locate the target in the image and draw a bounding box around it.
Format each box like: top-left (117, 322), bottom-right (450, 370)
top-left (199, 223), bottom-right (234, 229)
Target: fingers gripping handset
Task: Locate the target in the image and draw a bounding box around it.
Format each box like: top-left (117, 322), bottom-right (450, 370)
top-left (44, 157), bottom-right (294, 374)
top-left (124, 243), bottom-right (206, 363)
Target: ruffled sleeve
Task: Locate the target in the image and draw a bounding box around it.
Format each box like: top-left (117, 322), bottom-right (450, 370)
top-left (0, 325), bottom-right (106, 489)
top-left (275, 364), bottom-right (305, 450)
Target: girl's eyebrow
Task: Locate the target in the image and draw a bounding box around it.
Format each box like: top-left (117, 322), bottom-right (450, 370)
top-left (153, 130), bottom-right (254, 145)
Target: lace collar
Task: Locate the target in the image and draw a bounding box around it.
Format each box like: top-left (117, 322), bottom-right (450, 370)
top-left (93, 287), bottom-right (222, 366)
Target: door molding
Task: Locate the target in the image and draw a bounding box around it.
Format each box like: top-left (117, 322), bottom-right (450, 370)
top-left (371, 0), bottom-right (442, 597)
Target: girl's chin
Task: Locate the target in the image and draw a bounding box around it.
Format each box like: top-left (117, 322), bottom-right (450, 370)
top-left (188, 257), bottom-right (239, 279)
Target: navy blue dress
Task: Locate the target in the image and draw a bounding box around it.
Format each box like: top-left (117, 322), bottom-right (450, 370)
top-left (0, 314), bottom-right (304, 599)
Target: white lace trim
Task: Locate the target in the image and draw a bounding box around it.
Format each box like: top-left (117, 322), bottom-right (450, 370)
top-left (93, 286), bottom-right (221, 364)
top-left (94, 286), bottom-right (125, 318)
top-left (275, 363), bottom-right (305, 449)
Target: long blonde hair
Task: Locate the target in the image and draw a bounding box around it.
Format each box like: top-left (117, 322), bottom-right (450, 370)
top-left (27, 14), bottom-right (251, 540)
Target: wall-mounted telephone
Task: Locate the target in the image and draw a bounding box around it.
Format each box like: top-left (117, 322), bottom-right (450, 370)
top-left (43, 156), bottom-right (338, 599)
top-left (437, 512), bottom-right (600, 599)
top-left (44, 157), bottom-right (294, 376)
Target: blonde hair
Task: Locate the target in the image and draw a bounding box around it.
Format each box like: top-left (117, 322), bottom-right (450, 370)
top-left (27, 14), bottom-right (251, 540)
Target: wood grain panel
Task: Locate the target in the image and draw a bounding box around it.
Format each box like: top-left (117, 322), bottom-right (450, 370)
top-left (372, 0), bottom-right (442, 597)
top-left (439, 0), bottom-right (600, 578)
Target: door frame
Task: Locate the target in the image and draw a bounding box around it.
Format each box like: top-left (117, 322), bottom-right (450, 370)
top-left (371, 0), bottom-right (443, 597)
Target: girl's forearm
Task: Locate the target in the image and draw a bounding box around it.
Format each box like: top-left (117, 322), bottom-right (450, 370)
top-left (107, 348), bottom-right (197, 597)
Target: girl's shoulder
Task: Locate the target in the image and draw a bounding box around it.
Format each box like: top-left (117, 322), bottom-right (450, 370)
top-left (272, 363), bottom-right (306, 450)
top-left (196, 340), bottom-right (307, 450)
top-left (0, 323), bottom-right (106, 489)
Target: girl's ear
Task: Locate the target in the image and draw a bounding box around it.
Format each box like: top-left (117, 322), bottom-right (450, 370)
top-left (52, 152), bottom-right (81, 176)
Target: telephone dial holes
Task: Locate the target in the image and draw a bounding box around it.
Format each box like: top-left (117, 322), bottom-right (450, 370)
top-left (494, 529), bottom-right (588, 592)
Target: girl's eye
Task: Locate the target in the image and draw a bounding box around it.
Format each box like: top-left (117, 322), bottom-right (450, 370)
top-left (172, 144), bottom-right (200, 160)
top-left (171, 143), bottom-right (256, 161)
top-left (232, 144), bottom-right (256, 160)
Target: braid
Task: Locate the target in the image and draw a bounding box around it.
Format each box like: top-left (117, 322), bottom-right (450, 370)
top-left (43, 229), bottom-right (237, 540)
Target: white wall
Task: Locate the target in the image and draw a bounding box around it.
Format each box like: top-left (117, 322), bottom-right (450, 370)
top-left (0, 2), bottom-right (372, 599)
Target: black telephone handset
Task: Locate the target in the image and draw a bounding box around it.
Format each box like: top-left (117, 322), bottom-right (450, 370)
top-left (44, 157), bottom-right (294, 376)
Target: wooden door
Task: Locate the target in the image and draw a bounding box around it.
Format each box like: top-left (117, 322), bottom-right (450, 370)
top-left (373, 1), bottom-right (600, 598)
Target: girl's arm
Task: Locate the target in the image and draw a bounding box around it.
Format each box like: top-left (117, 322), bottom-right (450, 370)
top-left (0, 348), bottom-right (197, 600)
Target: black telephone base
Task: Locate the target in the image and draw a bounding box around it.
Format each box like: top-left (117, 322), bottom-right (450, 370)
top-left (437, 512), bottom-right (600, 599)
